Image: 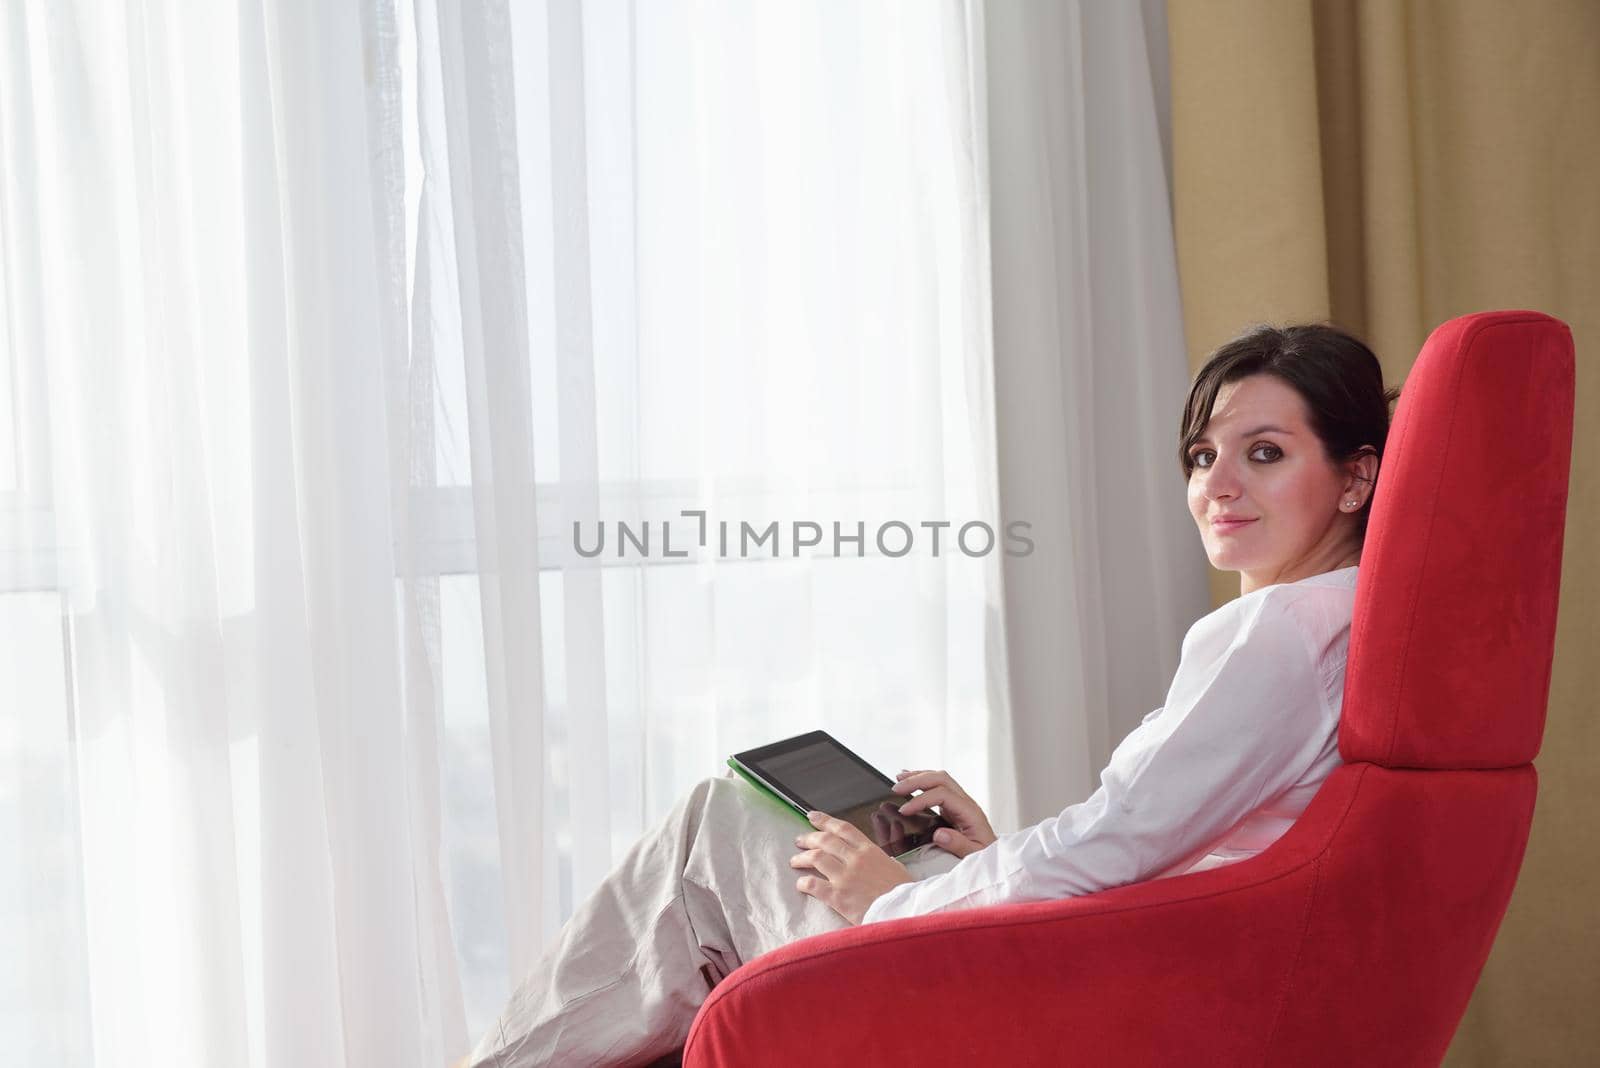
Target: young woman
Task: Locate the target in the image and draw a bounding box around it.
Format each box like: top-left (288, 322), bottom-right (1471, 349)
top-left (459, 323), bottom-right (1399, 1068)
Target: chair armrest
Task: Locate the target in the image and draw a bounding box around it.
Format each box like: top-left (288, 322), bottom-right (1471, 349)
top-left (683, 800), bottom-right (1334, 1067)
top-left (684, 762), bottom-right (1533, 1068)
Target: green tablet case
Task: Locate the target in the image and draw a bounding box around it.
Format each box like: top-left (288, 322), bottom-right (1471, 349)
top-left (726, 757), bottom-right (812, 825)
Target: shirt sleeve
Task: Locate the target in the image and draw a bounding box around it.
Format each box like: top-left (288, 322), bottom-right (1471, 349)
top-left (861, 588), bottom-right (1334, 924)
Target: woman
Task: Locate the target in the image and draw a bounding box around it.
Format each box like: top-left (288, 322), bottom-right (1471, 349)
top-left (459, 322), bottom-right (1398, 1067)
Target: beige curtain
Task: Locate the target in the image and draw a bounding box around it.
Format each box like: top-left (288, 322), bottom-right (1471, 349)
top-left (1166, 1), bottom-right (1600, 1063)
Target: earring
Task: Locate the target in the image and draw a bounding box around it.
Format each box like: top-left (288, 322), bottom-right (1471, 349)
top-left (1344, 499), bottom-right (1358, 509)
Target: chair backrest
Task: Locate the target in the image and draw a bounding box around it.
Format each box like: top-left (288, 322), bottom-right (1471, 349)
top-left (1263, 311), bottom-right (1575, 1066)
top-left (1340, 310), bottom-right (1575, 769)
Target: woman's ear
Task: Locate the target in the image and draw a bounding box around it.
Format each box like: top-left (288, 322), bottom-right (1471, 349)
top-left (1344, 445), bottom-right (1380, 502)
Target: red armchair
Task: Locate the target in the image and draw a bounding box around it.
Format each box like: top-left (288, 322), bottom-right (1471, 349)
top-left (682, 310), bottom-right (1575, 1067)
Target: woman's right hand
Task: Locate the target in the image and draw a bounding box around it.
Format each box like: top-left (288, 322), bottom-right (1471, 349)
top-left (891, 769), bottom-right (997, 857)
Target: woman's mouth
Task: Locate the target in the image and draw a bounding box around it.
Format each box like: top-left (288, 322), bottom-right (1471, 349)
top-left (1211, 517), bottom-right (1257, 534)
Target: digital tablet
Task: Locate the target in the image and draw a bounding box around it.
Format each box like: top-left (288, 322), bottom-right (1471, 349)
top-left (729, 730), bottom-right (953, 862)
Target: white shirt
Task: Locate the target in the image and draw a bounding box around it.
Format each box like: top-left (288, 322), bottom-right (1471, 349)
top-left (862, 565), bottom-right (1358, 924)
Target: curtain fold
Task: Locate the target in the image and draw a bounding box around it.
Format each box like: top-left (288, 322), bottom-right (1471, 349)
top-left (426, 0), bottom-right (550, 1002)
top-left (984, 0), bottom-right (1210, 825)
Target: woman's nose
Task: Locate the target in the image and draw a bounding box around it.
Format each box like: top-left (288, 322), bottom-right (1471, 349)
top-left (1199, 462), bottom-right (1241, 502)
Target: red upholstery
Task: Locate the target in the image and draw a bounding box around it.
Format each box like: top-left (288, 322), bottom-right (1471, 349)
top-left (1341, 313), bottom-right (1573, 769)
top-left (682, 311), bottom-right (1575, 1067)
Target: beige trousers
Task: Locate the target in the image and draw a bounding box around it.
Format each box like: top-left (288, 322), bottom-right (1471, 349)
top-left (465, 771), bottom-right (961, 1067)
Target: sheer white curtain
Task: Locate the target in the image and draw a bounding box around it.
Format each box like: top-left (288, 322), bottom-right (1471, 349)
top-left (0, 1), bottom-right (1008, 1065)
top-left (984, 0), bottom-right (1212, 825)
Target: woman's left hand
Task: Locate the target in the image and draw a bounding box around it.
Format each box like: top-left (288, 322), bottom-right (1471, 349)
top-left (790, 811), bottom-right (915, 925)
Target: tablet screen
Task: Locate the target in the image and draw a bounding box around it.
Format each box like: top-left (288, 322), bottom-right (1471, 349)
top-left (758, 736), bottom-right (891, 813)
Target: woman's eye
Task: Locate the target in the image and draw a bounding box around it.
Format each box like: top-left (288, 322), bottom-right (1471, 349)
top-left (1189, 449), bottom-right (1214, 468)
top-left (1249, 443), bottom-right (1283, 462)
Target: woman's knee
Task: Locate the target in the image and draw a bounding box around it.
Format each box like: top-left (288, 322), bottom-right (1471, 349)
top-left (670, 773), bottom-right (741, 838)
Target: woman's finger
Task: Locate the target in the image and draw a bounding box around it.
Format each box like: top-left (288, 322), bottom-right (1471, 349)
top-left (789, 848), bottom-right (844, 879)
top-left (890, 770), bottom-right (964, 797)
top-left (891, 769), bottom-right (943, 790)
top-left (798, 827), bottom-right (858, 860)
top-left (795, 830), bottom-right (845, 857)
top-left (805, 811), bottom-right (865, 849)
top-left (891, 769), bottom-right (934, 790)
top-left (932, 828), bottom-right (984, 858)
top-left (896, 785), bottom-right (952, 816)
top-left (795, 873), bottom-right (832, 904)
top-left (899, 785), bottom-right (979, 822)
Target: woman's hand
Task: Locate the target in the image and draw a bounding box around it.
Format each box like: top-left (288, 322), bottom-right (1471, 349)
top-left (892, 768), bottom-right (997, 858)
top-left (791, 811), bottom-right (915, 925)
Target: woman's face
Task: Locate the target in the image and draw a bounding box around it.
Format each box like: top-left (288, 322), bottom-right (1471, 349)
top-left (1185, 373), bottom-right (1367, 593)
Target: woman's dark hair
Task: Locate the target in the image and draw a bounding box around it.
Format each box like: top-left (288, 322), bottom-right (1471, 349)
top-left (1178, 323), bottom-right (1400, 540)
